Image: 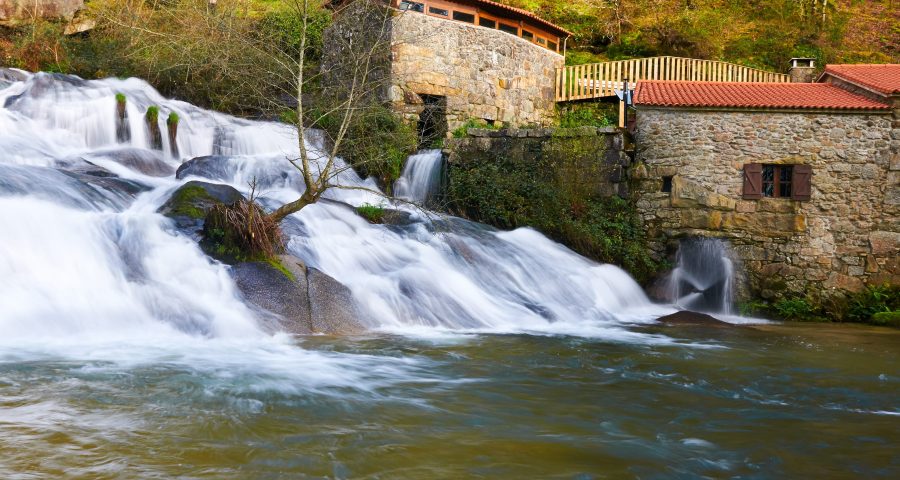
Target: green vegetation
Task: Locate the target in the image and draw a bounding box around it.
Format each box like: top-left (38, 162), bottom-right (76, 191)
top-left (166, 184), bottom-right (214, 219)
top-left (773, 298), bottom-right (819, 321)
top-left (447, 136), bottom-right (661, 283)
top-left (356, 203), bottom-right (386, 224)
top-left (203, 200), bottom-right (285, 265)
top-left (145, 105), bottom-right (159, 123)
top-left (499, 0), bottom-right (897, 69)
top-left (745, 284), bottom-right (899, 325)
top-left (167, 112), bottom-right (179, 125)
top-left (847, 283), bottom-right (899, 323)
top-left (451, 119), bottom-right (503, 138)
top-left (115, 92), bottom-right (126, 104)
top-left (556, 103), bottom-right (615, 128)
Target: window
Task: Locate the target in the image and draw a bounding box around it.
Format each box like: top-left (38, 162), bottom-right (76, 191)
top-left (399, 1), bottom-right (425, 13)
top-left (498, 23), bottom-right (518, 35)
top-left (452, 11), bottom-right (476, 23)
top-left (429, 6), bottom-right (448, 16)
top-left (479, 17), bottom-right (496, 29)
top-left (547, 41), bottom-right (558, 51)
top-left (537, 38), bottom-right (547, 45)
top-left (522, 30), bottom-right (534, 41)
top-left (742, 163), bottom-right (811, 201)
top-left (762, 165), bottom-right (792, 198)
top-left (661, 176), bottom-right (673, 193)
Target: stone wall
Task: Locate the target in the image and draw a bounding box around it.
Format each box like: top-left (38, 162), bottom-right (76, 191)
top-left (0, 0), bottom-right (82, 27)
top-left (633, 107), bottom-right (899, 303)
top-left (388, 10), bottom-right (562, 131)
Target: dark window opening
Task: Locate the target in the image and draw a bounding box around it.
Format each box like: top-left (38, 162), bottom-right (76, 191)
top-left (452, 11), bottom-right (476, 23)
top-left (547, 41), bottom-right (558, 51)
top-left (417, 94), bottom-right (448, 149)
top-left (479, 17), bottom-right (496, 28)
top-left (429, 6), bottom-right (448, 16)
top-left (522, 30), bottom-right (534, 41)
top-left (661, 176), bottom-right (673, 193)
top-left (537, 38), bottom-right (547, 45)
top-left (399, 1), bottom-right (425, 13)
top-left (762, 165), bottom-right (793, 198)
top-left (498, 23), bottom-right (518, 35)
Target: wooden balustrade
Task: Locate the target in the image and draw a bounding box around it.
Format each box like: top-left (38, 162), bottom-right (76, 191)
top-left (555, 56), bottom-right (790, 102)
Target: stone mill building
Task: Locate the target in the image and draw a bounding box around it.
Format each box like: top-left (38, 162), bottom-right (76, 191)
top-left (632, 64), bottom-right (899, 302)
top-left (324, 0), bottom-right (570, 141)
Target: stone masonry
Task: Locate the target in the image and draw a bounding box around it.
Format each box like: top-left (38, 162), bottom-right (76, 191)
top-left (324, 3), bottom-right (563, 133)
top-left (633, 108), bottom-right (898, 302)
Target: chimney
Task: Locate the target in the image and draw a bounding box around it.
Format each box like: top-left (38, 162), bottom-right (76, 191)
top-left (789, 57), bottom-right (816, 83)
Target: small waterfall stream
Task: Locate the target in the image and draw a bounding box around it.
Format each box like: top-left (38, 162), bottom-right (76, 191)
top-left (393, 149), bottom-right (444, 205)
top-left (669, 238), bottom-right (734, 314)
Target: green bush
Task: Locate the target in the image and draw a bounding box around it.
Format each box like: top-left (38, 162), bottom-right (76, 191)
top-left (773, 298), bottom-right (816, 321)
top-left (167, 112), bottom-right (180, 125)
top-left (870, 312), bottom-right (900, 328)
top-left (115, 93), bottom-right (126, 103)
top-left (557, 103), bottom-right (615, 129)
top-left (446, 139), bottom-right (662, 283)
top-left (847, 284), bottom-right (900, 323)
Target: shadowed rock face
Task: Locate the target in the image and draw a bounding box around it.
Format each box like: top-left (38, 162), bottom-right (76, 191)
top-left (0, 0), bottom-right (83, 27)
top-left (657, 310), bottom-right (733, 327)
top-left (86, 149), bottom-right (175, 177)
top-left (231, 255), bottom-right (366, 336)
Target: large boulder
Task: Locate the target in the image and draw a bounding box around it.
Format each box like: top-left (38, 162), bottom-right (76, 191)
top-left (230, 254), bottom-right (366, 335)
top-left (0, 0), bottom-right (83, 27)
top-left (176, 155), bottom-right (232, 181)
top-left (157, 180), bottom-right (243, 237)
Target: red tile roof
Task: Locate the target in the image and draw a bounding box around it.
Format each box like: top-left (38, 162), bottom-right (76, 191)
top-left (633, 81), bottom-right (891, 111)
top-left (821, 64), bottom-right (900, 95)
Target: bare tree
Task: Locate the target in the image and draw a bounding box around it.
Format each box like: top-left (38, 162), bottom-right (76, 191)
top-left (92, 0), bottom-right (421, 254)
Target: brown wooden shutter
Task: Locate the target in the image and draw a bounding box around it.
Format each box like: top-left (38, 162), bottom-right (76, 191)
top-left (792, 164), bottom-right (812, 201)
top-left (742, 163), bottom-right (762, 199)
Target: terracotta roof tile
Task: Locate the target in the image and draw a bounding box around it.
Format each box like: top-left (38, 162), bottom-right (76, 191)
top-left (822, 64), bottom-right (900, 95)
top-left (633, 81), bottom-right (891, 111)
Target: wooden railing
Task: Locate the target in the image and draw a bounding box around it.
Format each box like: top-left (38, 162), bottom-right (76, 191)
top-left (555, 56), bottom-right (790, 102)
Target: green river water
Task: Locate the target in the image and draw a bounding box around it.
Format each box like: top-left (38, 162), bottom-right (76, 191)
top-left (0, 323), bottom-right (897, 479)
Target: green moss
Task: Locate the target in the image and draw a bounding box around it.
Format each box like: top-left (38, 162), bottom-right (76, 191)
top-left (145, 105), bottom-right (159, 123)
top-left (356, 203), bottom-right (386, 224)
top-left (556, 103), bottom-right (615, 129)
top-left (265, 257), bottom-right (296, 282)
top-left (167, 112), bottom-right (179, 125)
top-left (452, 119), bottom-right (502, 138)
top-left (847, 284), bottom-right (899, 323)
top-left (115, 92), bottom-right (126, 104)
top-left (168, 185), bottom-right (214, 219)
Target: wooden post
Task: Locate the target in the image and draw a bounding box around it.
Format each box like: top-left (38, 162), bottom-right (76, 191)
top-left (618, 100), bottom-right (625, 128)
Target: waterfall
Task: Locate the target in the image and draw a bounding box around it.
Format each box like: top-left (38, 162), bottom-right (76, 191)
top-left (393, 149), bottom-right (444, 205)
top-left (668, 238), bottom-right (734, 314)
top-left (0, 70), bottom-right (668, 345)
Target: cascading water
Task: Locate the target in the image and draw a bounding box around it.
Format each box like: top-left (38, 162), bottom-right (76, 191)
top-left (0, 70), bottom-right (670, 349)
top-left (393, 149), bottom-right (444, 205)
top-left (668, 237), bottom-right (734, 314)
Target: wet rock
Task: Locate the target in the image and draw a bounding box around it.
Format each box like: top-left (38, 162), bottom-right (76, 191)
top-left (157, 181), bottom-right (243, 237)
top-left (231, 260), bottom-right (313, 335)
top-left (0, 68), bottom-right (28, 88)
top-left (231, 255), bottom-right (366, 335)
top-left (307, 267), bottom-right (366, 335)
top-left (176, 155), bottom-right (232, 181)
top-left (87, 148), bottom-right (175, 177)
top-left (657, 310), bottom-right (733, 327)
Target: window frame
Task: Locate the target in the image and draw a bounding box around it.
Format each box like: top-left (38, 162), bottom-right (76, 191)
top-left (452, 10), bottom-right (476, 23)
top-left (428, 6), bottom-right (449, 16)
top-left (762, 164), bottom-right (793, 198)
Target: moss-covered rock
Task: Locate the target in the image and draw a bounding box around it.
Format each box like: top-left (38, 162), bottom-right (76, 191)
top-left (157, 180), bottom-right (243, 237)
top-left (870, 312), bottom-right (900, 328)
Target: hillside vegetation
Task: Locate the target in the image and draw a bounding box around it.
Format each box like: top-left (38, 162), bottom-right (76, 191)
top-left (501, 0), bottom-right (898, 70)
